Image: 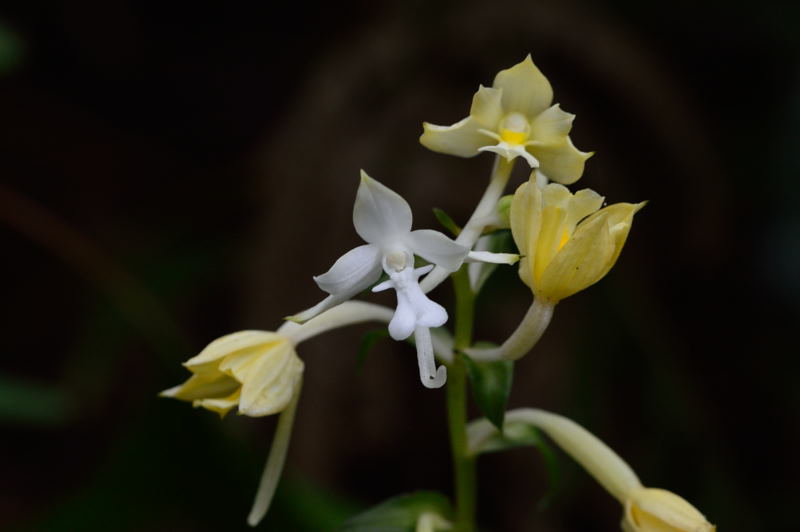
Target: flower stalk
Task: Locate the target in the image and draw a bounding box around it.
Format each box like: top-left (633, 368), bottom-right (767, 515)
top-left (465, 297), bottom-right (555, 361)
top-left (447, 268), bottom-right (478, 531)
top-left (247, 379), bottom-right (303, 527)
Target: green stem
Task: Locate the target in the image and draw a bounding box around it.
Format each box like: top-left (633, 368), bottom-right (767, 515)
top-left (448, 268), bottom-right (477, 531)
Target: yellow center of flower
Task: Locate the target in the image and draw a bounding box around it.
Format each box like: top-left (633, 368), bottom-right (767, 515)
top-left (498, 112), bottom-right (530, 145)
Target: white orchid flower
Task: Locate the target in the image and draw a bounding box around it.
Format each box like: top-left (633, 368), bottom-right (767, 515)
top-left (291, 171), bottom-right (469, 388)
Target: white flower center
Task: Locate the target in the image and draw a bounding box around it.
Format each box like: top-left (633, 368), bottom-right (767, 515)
top-left (385, 249), bottom-right (409, 272)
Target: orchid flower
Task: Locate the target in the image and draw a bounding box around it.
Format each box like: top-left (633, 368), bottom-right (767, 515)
top-left (420, 55), bottom-right (593, 185)
top-left (511, 172), bottom-right (645, 304)
top-left (468, 171), bottom-right (644, 362)
top-left (160, 330), bottom-right (303, 417)
top-left (162, 302), bottom-right (396, 527)
top-left (291, 171), bottom-right (469, 388)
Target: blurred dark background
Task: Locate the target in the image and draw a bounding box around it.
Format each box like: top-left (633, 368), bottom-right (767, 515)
top-left (1, 1), bottom-right (798, 530)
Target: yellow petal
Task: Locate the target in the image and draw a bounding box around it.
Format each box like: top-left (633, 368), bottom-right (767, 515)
top-left (541, 181), bottom-right (572, 206)
top-left (184, 330), bottom-right (284, 371)
top-left (217, 336), bottom-right (286, 382)
top-left (529, 104), bottom-right (575, 144)
top-left (534, 203), bottom-right (568, 283)
top-left (194, 388), bottom-right (242, 418)
top-left (580, 201), bottom-right (644, 280)
top-left (623, 488), bottom-right (715, 532)
top-left (528, 136), bottom-right (593, 185)
top-left (566, 188), bottom-right (605, 228)
top-left (234, 342), bottom-right (304, 417)
top-left (469, 85), bottom-right (503, 128)
top-left (492, 54), bottom-right (553, 118)
top-left (420, 116), bottom-right (489, 157)
top-left (160, 372), bottom-right (239, 402)
top-left (509, 177), bottom-right (542, 288)
top-left (537, 201), bottom-right (643, 301)
top-left (536, 210), bottom-right (615, 302)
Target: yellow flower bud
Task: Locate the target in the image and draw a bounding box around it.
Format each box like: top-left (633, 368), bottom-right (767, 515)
top-left (161, 330), bottom-right (303, 417)
top-left (622, 488), bottom-right (716, 532)
top-left (510, 172), bottom-right (644, 303)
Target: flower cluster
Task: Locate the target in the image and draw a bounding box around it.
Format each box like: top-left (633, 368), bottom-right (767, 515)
top-left (161, 55), bottom-right (713, 530)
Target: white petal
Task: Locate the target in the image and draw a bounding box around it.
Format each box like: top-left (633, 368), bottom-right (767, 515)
top-left (492, 55), bottom-right (553, 118)
top-left (288, 301), bottom-right (395, 344)
top-left (479, 142), bottom-right (540, 168)
top-left (420, 116), bottom-right (491, 158)
top-left (287, 294), bottom-right (345, 324)
top-left (353, 172), bottom-right (413, 244)
top-left (468, 234), bottom-right (491, 292)
top-left (466, 250), bottom-right (520, 264)
top-left (406, 229), bottom-right (469, 272)
top-left (314, 244), bottom-right (382, 296)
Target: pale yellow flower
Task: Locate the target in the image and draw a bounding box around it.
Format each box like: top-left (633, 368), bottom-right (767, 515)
top-left (622, 488), bottom-right (716, 532)
top-left (161, 330), bottom-right (303, 417)
top-left (420, 55), bottom-right (592, 184)
top-left (511, 172), bottom-right (644, 303)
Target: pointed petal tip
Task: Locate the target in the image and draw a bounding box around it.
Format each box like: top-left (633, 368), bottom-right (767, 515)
top-left (158, 386), bottom-right (180, 398)
top-left (286, 306), bottom-right (320, 324)
top-left (550, 103), bottom-right (575, 118)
